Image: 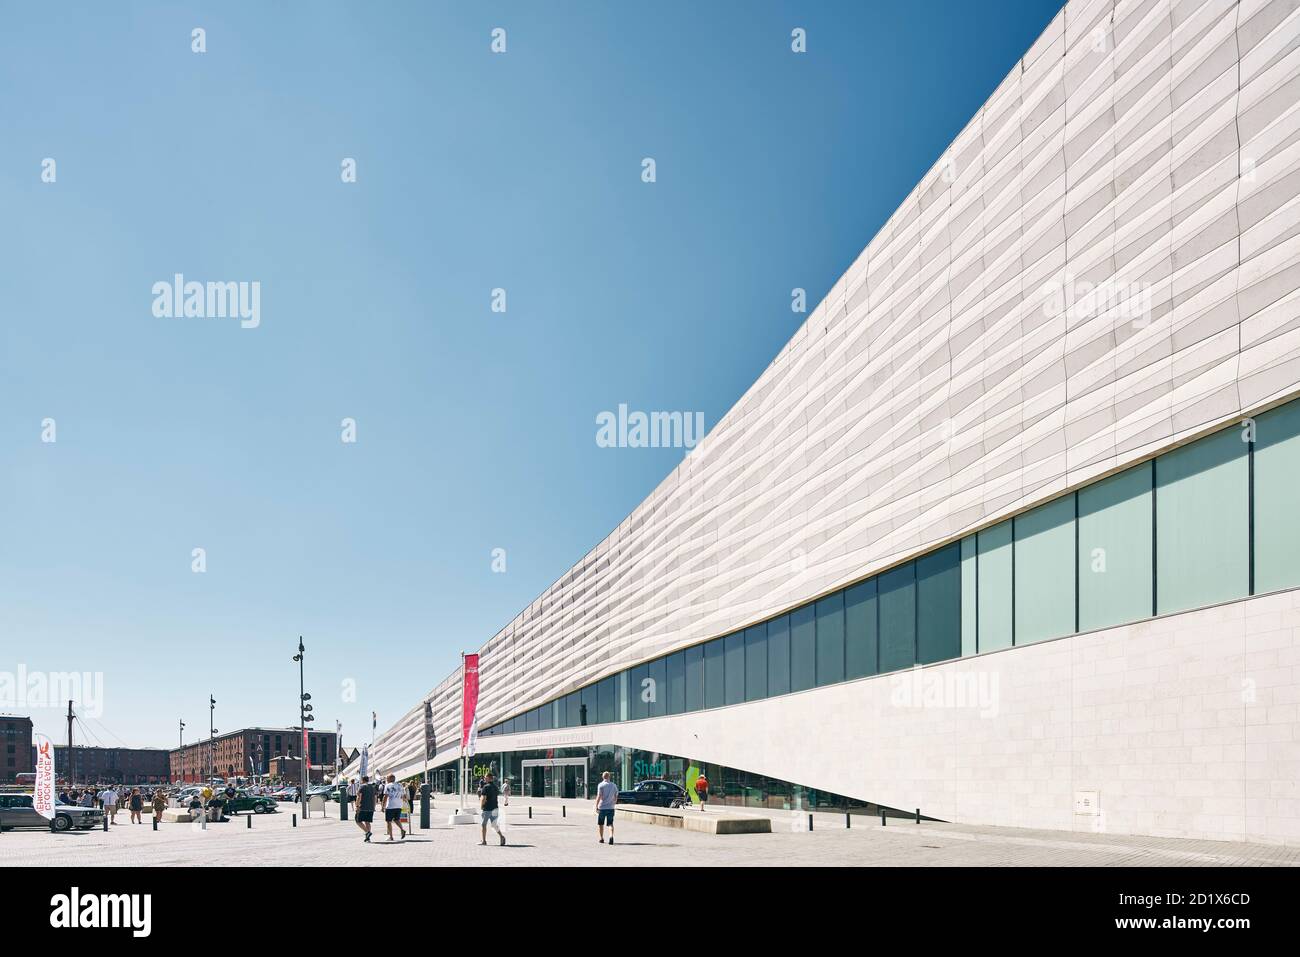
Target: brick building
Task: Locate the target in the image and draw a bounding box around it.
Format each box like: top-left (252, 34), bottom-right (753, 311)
top-left (55, 745), bottom-right (170, 785)
top-left (170, 727), bottom-right (337, 783)
top-left (1, 715), bottom-right (34, 784)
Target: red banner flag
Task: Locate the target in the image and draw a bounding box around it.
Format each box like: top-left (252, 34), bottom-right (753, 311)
top-left (461, 654), bottom-right (480, 756)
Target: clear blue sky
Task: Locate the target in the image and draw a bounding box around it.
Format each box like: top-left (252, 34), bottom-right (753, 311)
top-left (0, 1), bottom-right (1063, 750)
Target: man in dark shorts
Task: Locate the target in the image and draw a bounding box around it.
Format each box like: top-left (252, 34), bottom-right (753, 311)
top-left (694, 771), bottom-right (709, 811)
top-left (383, 773), bottom-right (407, 842)
top-left (477, 770), bottom-right (505, 846)
top-left (354, 775), bottom-right (376, 842)
top-left (595, 771), bottom-right (618, 845)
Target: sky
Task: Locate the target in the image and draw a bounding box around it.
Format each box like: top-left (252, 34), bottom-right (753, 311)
top-left (0, 0), bottom-right (1064, 750)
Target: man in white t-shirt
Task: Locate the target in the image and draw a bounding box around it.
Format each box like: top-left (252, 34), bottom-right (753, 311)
top-left (595, 771), bottom-right (618, 845)
top-left (101, 787), bottom-right (120, 824)
top-left (382, 774), bottom-right (406, 842)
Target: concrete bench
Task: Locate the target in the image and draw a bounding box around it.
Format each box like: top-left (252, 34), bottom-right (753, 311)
top-left (615, 804), bottom-right (771, 834)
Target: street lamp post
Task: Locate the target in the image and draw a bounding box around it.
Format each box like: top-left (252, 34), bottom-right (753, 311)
top-left (178, 719), bottom-right (185, 783)
top-left (294, 638), bottom-right (311, 820)
top-left (208, 695), bottom-right (216, 781)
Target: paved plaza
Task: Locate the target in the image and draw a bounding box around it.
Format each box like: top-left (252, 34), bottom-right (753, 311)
top-left (4, 798), bottom-right (1297, 867)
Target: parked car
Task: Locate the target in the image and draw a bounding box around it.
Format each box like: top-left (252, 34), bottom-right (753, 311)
top-left (222, 790), bottom-right (278, 815)
top-left (616, 780), bottom-right (690, 809)
top-left (0, 793), bottom-right (105, 832)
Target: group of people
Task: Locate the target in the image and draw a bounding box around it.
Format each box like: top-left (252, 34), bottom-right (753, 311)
top-left (337, 768), bottom-right (711, 849)
top-left (58, 786), bottom-right (169, 825)
top-left (348, 773), bottom-right (408, 843)
top-left (184, 783), bottom-right (242, 823)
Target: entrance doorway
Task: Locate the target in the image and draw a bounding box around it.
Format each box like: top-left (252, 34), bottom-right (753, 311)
top-left (520, 757), bottom-right (588, 799)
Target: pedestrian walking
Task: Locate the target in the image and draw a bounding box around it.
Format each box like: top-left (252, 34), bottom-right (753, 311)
top-left (477, 770), bottom-right (505, 846)
top-left (383, 774), bottom-right (406, 841)
top-left (595, 771), bottom-right (618, 845)
top-left (694, 772), bottom-right (709, 811)
top-left (152, 789), bottom-right (167, 823)
top-left (128, 788), bottom-right (143, 824)
top-left (502, 777), bottom-right (511, 807)
top-left (101, 786), bottom-right (119, 824)
top-left (354, 775), bottom-right (376, 842)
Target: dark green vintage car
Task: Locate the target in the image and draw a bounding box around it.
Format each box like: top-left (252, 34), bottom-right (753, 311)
top-left (221, 790), bottom-right (278, 815)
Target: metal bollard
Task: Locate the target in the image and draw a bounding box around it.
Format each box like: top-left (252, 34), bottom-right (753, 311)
top-left (880, 810), bottom-right (886, 826)
top-left (915, 808), bottom-right (921, 824)
top-left (152, 820), bottom-right (157, 832)
top-left (562, 805), bottom-right (565, 818)
top-left (247, 813), bottom-right (252, 829)
top-left (528, 806), bottom-right (532, 819)
top-left (846, 812), bottom-right (851, 829)
top-left (808, 814), bottom-right (814, 832)
top-left (292, 813), bottom-right (297, 828)
top-left (102, 817), bottom-right (108, 832)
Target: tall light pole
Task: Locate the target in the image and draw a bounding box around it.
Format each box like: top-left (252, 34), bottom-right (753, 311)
top-left (178, 719), bottom-right (185, 783)
top-left (208, 694), bottom-right (216, 781)
top-left (294, 637), bottom-right (312, 820)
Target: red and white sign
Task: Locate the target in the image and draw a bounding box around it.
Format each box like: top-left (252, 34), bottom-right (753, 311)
top-left (33, 734), bottom-right (56, 819)
top-left (461, 654), bottom-right (480, 757)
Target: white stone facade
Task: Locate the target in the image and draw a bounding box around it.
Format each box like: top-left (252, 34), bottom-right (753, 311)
top-left (351, 0), bottom-right (1300, 843)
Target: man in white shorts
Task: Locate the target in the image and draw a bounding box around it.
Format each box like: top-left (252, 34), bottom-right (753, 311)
top-left (383, 773), bottom-right (406, 841)
top-left (477, 771), bottom-right (505, 846)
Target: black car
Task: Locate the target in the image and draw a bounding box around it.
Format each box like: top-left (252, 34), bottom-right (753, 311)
top-left (616, 780), bottom-right (690, 808)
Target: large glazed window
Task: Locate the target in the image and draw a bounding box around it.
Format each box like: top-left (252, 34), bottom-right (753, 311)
top-left (1013, 496), bottom-right (1076, 644)
top-left (960, 536), bottom-right (977, 656)
top-left (1155, 427), bottom-right (1249, 614)
top-left (815, 592), bottom-right (845, 686)
top-left (724, 633), bottom-right (745, 706)
top-left (666, 651), bottom-right (686, 715)
top-left (767, 614), bottom-right (791, 697)
top-left (1077, 462), bottom-right (1153, 631)
top-left (917, 542), bottom-right (961, 663)
top-left (845, 579), bottom-right (878, 679)
top-left (977, 520), bottom-right (1013, 651)
top-left (878, 561), bottom-right (916, 672)
top-left (684, 645), bottom-right (704, 712)
top-left (1254, 400), bottom-right (1300, 594)
top-left (744, 624), bottom-right (768, 701)
top-left (628, 664), bottom-right (648, 721)
top-left (704, 639), bottom-right (725, 708)
top-left (648, 657), bottom-right (667, 718)
top-left (790, 604), bottom-right (816, 693)
top-left (598, 675), bottom-right (616, 725)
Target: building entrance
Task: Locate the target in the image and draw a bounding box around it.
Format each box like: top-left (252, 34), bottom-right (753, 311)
top-left (520, 757), bottom-right (587, 799)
